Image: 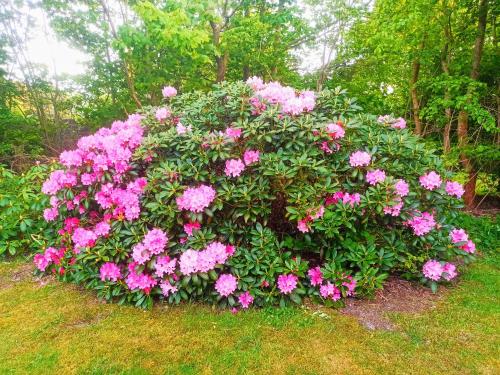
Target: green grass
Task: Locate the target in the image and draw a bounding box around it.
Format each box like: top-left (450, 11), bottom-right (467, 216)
top-left (0, 252), bottom-right (499, 375)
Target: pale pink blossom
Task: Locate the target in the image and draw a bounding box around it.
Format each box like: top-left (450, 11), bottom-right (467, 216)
top-left (215, 274), bottom-right (238, 297)
top-left (243, 150), bottom-right (260, 165)
top-left (100, 262), bottom-right (121, 282)
top-left (277, 274), bottom-right (298, 294)
top-left (366, 169), bottom-right (386, 185)
top-left (445, 181), bottom-right (464, 198)
top-left (419, 171), bottom-right (442, 191)
top-left (238, 291), bottom-right (254, 308)
top-left (349, 151), bottom-right (371, 167)
top-left (162, 86), bottom-right (177, 98)
top-left (422, 260), bottom-right (443, 281)
top-left (224, 159), bottom-right (245, 177)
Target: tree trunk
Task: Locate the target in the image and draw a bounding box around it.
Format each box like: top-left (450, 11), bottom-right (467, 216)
top-left (441, 7), bottom-right (453, 153)
top-left (458, 0), bottom-right (489, 209)
top-left (210, 21), bottom-right (228, 83)
top-left (410, 57), bottom-right (422, 135)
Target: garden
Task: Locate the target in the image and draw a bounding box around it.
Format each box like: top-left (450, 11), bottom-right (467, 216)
top-left (0, 0), bottom-right (498, 374)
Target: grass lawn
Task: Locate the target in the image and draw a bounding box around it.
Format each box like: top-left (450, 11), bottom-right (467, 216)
top-left (0, 251), bottom-right (498, 375)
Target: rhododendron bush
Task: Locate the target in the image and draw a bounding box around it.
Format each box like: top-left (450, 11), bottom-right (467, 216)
top-left (34, 79), bottom-right (476, 308)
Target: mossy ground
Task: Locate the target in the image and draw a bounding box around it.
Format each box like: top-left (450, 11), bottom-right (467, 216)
top-left (0, 251), bottom-right (498, 375)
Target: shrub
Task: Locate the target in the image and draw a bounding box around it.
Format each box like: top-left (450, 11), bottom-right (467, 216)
top-left (34, 80), bottom-right (476, 308)
top-left (0, 164), bottom-right (54, 256)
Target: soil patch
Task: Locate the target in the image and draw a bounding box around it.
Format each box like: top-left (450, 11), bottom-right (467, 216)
top-left (340, 276), bottom-right (444, 331)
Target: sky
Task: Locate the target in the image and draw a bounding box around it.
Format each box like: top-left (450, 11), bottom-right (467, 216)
top-left (24, 8), bottom-right (90, 76)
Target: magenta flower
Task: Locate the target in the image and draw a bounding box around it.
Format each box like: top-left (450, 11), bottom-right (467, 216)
top-left (100, 262), bottom-right (121, 282)
top-left (143, 228), bottom-right (168, 255)
top-left (160, 281), bottom-right (178, 296)
top-left (450, 228), bottom-right (468, 244)
top-left (406, 211), bottom-right (436, 236)
top-left (320, 282), bottom-right (341, 301)
top-left (394, 179), bottom-right (409, 197)
top-left (422, 260), bottom-right (443, 281)
top-left (392, 117), bottom-right (406, 129)
top-left (162, 86), bottom-right (177, 98)
top-left (72, 228), bottom-right (97, 249)
top-left (366, 169), bottom-right (386, 185)
top-left (215, 274), bottom-right (238, 297)
top-left (238, 291), bottom-right (254, 309)
top-left (460, 240), bottom-right (476, 254)
top-left (297, 219), bottom-right (310, 233)
top-left (176, 185), bottom-right (216, 213)
top-left (349, 151), bottom-right (371, 167)
top-left (442, 263), bottom-right (457, 281)
top-left (224, 159), bottom-right (245, 177)
top-left (34, 253), bottom-right (50, 271)
top-left (43, 207), bottom-right (58, 222)
top-left (179, 250), bottom-right (199, 275)
top-left (277, 274), bottom-right (298, 294)
top-left (225, 127), bottom-right (242, 139)
top-left (419, 171), bottom-right (442, 190)
top-left (184, 222), bottom-right (201, 236)
top-left (155, 107), bottom-right (170, 122)
top-left (326, 123), bottom-right (345, 139)
top-left (308, 266), bottom-right (323, 286)
top-left (243, 150), bottom-right (260, 165)
top-left (132, 243), bottom-right (151, 265)
top-left (445, 181), bottom-right (464, 198)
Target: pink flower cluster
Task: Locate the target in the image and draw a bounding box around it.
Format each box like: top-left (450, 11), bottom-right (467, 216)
top-left (325, 191), bottom-right (361, 208)
top-left (160, 280), bottom-right (178, 296)
top-left (95, 179), bottom-right (146, 221)
top-left (349, 151), bottom-right (371, 167)
top-left (297, 205), bottom-right (325, 233)
top-left (277, 274), bottom-right (298, 294)
top-left (155, 107), bottom-right (171, 122)
top-left (100, 262), bottom-right (122, 282)
top-left (377, 115), bottom-right (406, 129)
top-left (326, 122), bottom-right (345, 139)
top-left (422, 260), bottom-right (457, 281)
top-left (132, 228), bottom-right (168, 265)
top-left (215, 274), bottom-right (238, 297)
top-left (179, 242), bottom-right (235, 275)
top-left (445, 181), bottom-right (464, 198)
top-left (366, 169), bottom-right (386, 185)
top-left (225, 159), bottom-right (246, 177)
top-left (238, 291), bottom-right (254, 308)
top-left (34, 247), bottom-right (66, 272)
top-left (176, 185), bottom-right (216, 213)
top-left (154, 256), bottom-right (177, 278)
top-left (126, 262), bottom-right (157, 293)
top-left (419, 171), bottom-right (442, 191)
top-left (383, 199), bottom-right (403, 216)
top-left (243, 150), bottom-right (260, 165)
top-left (247, 78), bottom-right (315, 116)
top-left (162, 86), bottom-right (177, 98)
top-left (449, 229), bottom-right (476, 253)
top-left (394, 179), bottom-right (409, 197)
top-left (320, 282), bottom-right (341, 301)
top-left (406, 211), bottom-right (436, 236)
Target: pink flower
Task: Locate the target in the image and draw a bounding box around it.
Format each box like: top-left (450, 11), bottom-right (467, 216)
top-left (93, 221), bottom-right (110, 237)
top-left (238, 291), bottom-right (254, 308)
top-left (366, 169), bottom-right (386, 185)
top-left (406, 211), bottom-right (436, 236)
top-left (342, 192), bottom-right (361, 207)
top-left (143, 228), bottom-right (168, 255)
top-left (419, 171), bottom-right (442, 191)
top-left (243, 150), bottom-right (260, 165)
top-left (246, 76), bottom-right (265, 90)
top-left (297, 219), bottom-right (310, 233)
top-left (43, 207), bottom-right (58, 222)
top-left (342, 276), bottom-right (357, 296)
top-left (224, 159), bottom-right (245, 177)
top-left (184, 222), bottom-right (201, 236)
top-left (179, 249), bottom-right (199, 275)
top-left (162, 86), bottom-right (177, 98)
top-left (132, 243), bottom-right (150, 265)
top-left (154, 256), bottom-right (177, 277)
top-left (215, 274), bottom-right (238, 297)
top-left (310, 205), bottom-right (325, 220)
top-left (59, 150), bottom-right (83, 167)
top-left (225, 127), bottom-right (242, 139)
top-left (176, 122), bottom-right (191, 134)
top-left (100, 262), bottom-right (121, 282)
top-left (126, 269), bottom-right (157, 293)
top-left (72, 228), bottom-right (97, 249)
top-left (442, 263), bottom-right (457, 281)
top-left (422, 260), bottom-right (443, 281)
top-left (394, 179), bottom-right (409, 197)
top-left (34, 253), bottom-right (49, 271)
top-left (383, 200), bottom-right (403, 216)
top-left (445, 181), bottom-right (464, 198)
top-left (277, 274), bottom-right (298, 294)
top-left (155, 107), bottom-right (170, 121)
top-left (349, 151), bottom-right (371, 167)
top-left (320, 282), bottom-right (341, 301)
top-left (176, 185), bottom-right (216, 213)
top-left (326, 123), bottom-right (345, 139)
top-left (160, 280), bottom-right (178, 296)
top-left (450, 229), bottom-right (468, 244)
top-left (392, 117), bottom-right (406, 129)
top-left (460, 240), bottom-right (476, 254)
top-left (325, 191), bottom-right (344, 206)
top-left (308, 266), bottom-right (323, 286)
